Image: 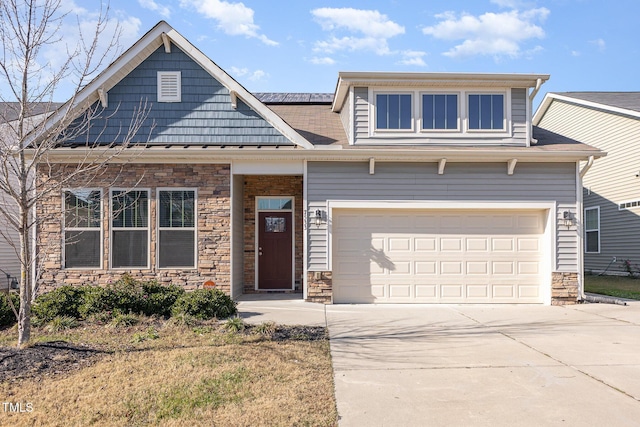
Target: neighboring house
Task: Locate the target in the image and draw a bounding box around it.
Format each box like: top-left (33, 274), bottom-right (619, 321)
top-left (535, 92), bottom-right (640, 275)
top-left (33, 21), bottom-right (603, 305)
top-left (0, 102), bottom-right (62, 286)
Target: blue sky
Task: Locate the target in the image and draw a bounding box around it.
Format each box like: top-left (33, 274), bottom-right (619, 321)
top-left (32, 0), bottom-right (640, 106)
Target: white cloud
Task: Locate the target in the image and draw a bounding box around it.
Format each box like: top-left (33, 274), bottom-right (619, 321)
top-left (571, 50), bottom-right (581, 57)
top-left (423, 8), bottom-right (549, 59)
top-left (590, 38), bottom-right (606, 51)
top-left (399, 50), bottom-right (427, 66)
top-left (309, 56), bottom-right (336, 65)
top-left (138, 0), bottom-right (171, 18)
top-left (311, 7), bottom-right (404, 55)
top-left (180, 0), bottom-right (277, 46)
top-left (230, 66), bottom-right (267, 81)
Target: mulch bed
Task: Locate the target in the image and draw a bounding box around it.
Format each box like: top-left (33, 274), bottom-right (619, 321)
top-left (0, 341), bottom-right (107, 382)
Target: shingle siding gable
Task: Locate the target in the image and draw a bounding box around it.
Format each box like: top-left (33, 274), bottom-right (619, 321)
top-left (62, 45), bottom-right (292, 146)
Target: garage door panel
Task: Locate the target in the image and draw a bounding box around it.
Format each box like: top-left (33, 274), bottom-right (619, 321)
top-left (332, 209), bottom-right (546, 304)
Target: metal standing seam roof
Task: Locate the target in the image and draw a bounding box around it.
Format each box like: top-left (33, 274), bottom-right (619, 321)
top-left (254, 93), bottom-right (334, 104)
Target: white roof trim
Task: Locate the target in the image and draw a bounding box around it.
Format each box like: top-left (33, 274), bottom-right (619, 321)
top-left (39, 21), bottom-right (314, 150)
top-left (534, 92), bottom-right (640, 125)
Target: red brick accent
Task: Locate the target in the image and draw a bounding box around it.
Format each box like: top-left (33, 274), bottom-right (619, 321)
top-left (36, 163), bottom-right (231, 294)
top-left (243, 175), bottom-right (303, 293)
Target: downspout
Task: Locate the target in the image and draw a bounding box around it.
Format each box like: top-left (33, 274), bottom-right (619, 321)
top-left (529, 78), bottom-right (543, 145)
top-left (577, 156), bottom-right (594, 302)
top-left (579, 155), bottom-right (594, 178)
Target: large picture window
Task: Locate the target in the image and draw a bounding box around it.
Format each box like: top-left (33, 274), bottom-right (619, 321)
top-left (584, 207), bottom-right (600, 253)
top-left (64, 189), bottom-right (101, 268)
top-left (468, 94), bottom-right (505, 130)
top-left (422, 94), bottom-right (458, 130)
top-left (158, 189), bottom-right (196, 268)
top-left (376, 93), bottom-right (412, 130)
top-left (111, 190), bottom-right (149, 268)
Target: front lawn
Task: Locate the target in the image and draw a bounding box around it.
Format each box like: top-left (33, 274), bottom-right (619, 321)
top-left (0, 318), bottom-right (337, 426)
top-left (584, 274), bottom-right (640, 300)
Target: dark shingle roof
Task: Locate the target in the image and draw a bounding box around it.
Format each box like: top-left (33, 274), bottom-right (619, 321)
top-left (0, 102), bottom-right (64, 123)
top-left (556, 92), bottom-right (640, 114)
top-left (255, 93), bottom-right (334, 104)
top-left (268, 104), bottom-right (347, 146)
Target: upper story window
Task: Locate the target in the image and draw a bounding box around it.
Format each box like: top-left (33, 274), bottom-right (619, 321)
top-left (157, 71), bottom-right (181, 103)
top-left (422, 94), bottom-right (458, 130)
top-left (375, 94), bottom-right (412, 130)
top-left (468, 94), bottom-right (505, 130)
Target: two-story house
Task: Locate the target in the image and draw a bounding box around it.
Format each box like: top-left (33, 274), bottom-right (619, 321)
top-left (535, 92), bottom-right (640, 276)
top-left (34, 21), bottom-right (603, 305)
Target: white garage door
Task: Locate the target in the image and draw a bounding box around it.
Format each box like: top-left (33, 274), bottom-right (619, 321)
top-left (332, 209), bottom-right (547, 304)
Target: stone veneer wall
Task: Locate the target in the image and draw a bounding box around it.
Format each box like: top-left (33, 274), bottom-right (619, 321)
top-left (37, 163), bottom-right (231, 294)
top-left (307, 271), bottom-right (332, 303)
top-left (243, 175), bottom-right (303, 293)
top-left (551, 272), bottom-right (579, 305)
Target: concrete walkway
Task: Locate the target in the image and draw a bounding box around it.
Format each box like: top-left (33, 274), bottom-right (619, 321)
top-left (237, 297), bottom-right (640, 426)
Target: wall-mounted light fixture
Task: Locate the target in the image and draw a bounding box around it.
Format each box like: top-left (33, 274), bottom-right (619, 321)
top-left (314, 209), bottom-right (323, 227)
top-left (562, 211), bottom-right (574, 227)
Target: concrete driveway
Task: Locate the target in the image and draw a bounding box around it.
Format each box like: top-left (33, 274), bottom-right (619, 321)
top-left (326, 302), bottom-right (640, 427)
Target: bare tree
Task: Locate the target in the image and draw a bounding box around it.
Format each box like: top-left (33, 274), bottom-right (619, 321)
top-left (0, 0), bottom-right (150, 347)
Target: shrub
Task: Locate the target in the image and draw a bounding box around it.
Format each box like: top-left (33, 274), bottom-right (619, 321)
top-left (171, 288), bottom-right (237, 320)
top-left (0, 292), bottom-right (19, 328)
top-left (78, 286), bottom-right (113, 321)
top-left (140, 281), bottom-right (185, 317)
top-left (32, 285), bottom-right (87, 322)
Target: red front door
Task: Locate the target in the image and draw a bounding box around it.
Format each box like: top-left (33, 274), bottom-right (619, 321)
top-left (258, 211), bottom-right (293, 289)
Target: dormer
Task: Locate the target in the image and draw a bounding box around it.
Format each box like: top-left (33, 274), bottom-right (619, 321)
top-left (332, 72), bottom-right (549, 147)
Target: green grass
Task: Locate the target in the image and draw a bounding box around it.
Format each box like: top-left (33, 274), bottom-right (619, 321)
top-left (584, 274), bottom-right (640, 300)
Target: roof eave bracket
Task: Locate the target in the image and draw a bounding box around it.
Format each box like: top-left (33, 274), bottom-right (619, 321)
top-left (161, 32), bottom-right (171, 53)
top-left (369, 157), bottom-right (375, 175)
top-left (507, 158), bottom-right (518, 175)
top-left (97, 88), bottom-right (107, 108)
top-left (230, 90), bottom-right (238, 109)
top-left (438, 158), bottom-right (447, 175)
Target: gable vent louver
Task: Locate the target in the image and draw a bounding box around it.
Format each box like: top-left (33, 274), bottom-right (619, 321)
top-left (157, 71), bottom-right (181, 102)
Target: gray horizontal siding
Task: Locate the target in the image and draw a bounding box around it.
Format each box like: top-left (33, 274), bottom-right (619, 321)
top-left (538, 100), bottom-right (640, 274)
top-left (511, 88), bottom-right (527, 142)
top-left (62, 45), bottom-right (291, 146)
top-left (354, 87), bottom-right (369, 141)
top-left (307, 161), bottom-right (578, 272)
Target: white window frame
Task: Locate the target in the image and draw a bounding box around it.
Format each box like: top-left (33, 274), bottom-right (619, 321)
top-left (466, 91), bottom-right (508, 133)
top-left (157, 71), bottom-right (181, 103)
top-left (584, 206), bottom-right (600, 254)
top-left (255, 196), bottom-right (295, 291)
top-left (110, 188), bottom-right (151, 269)
top-left (156, 188), bottom-right (198, 269)
top-left (372, 91), bottom-right (415, 133)
top-left (419, 91), bottom-right (461, 133)
top-left (618, 199), bottom-right (640, 210)
top-left (368, 87), bottom-right (511, 139)
top-left (62, 188), bottom-right (103, 270)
